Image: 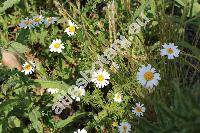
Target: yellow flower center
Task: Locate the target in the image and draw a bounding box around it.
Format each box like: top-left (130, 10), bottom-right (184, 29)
top-left (24, 20), bottom-right (31, 25)
top-left (144, 71), bottom-right (154, 81)
top-left (116, 94), bottom-right (121, 100)
top-left (47, 17), bottom-right (52, 21)
top-left (167, 48), bottom-right (174, 54)
top-left (34, 18), bottom-right (41, 22)
top-left (54, 43), bottom-right (60, 49)
top-left (97, 74), bottom-right (104, 82)
top-left (69, 26), bottom-right (75, 32)
top-left (25, 64), bottom-right (31, 70)
top-left (75, 90), bottom-right (82, 96)
top-left (122, 125), bottom-right (127, 132)
top-left (112, 122), bottom-right (118, 127)
top-left (135, 106), bottom-right (142, 112)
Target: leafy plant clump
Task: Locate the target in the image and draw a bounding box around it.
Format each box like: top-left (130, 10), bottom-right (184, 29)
top-left (0, 0), bottom-right (200, 133)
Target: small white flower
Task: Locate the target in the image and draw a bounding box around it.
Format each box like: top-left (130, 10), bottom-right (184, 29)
top-left (19, 18), bottom-right (34, 29)
top-left (118, 122), bottom-right (131, 133)
top-left (44, 17), bottom-right (58, 26)
top-left (47, 88), bottom-right (59, 94)
top-left (64, 20), bottom-right (78, 36)
top-left (91, 69), bottom-right (110, 88)
top-left (132, 102), bottom-right (146, 117)
top-left (49, 39), bottom-right (65, 53)
top-left (113, 93), bottom-right (122, 103)
top-left (74, 128), bottom-right (87, 133)
top-left (68, 86), bottom-right (85, 101)
top-left (32, 15), bottom-right (44, 26)
top-left (21, 61), bottom-right (35, 75)
top-left (136, 64), bottom-right (161, 89)
top-left (160, 43), bottom-right (180, 59)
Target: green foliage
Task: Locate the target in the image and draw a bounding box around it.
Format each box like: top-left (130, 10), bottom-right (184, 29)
top-left (137, 81), bottom-right (200, 133)
top-left (180, 41), bottom-right (200, 59)
top-left (8, 116), bottom-right (21, 128)
top-left (0, 0), bottom-right (20, 14)
top-left (175, 0), bottom-right (200, 17)
top-left (55, 112), bottom-right (89, 129)
top-left (29, 107), bottom-right (43, 133)
top-left (7, 41), bottom-right (30, 54)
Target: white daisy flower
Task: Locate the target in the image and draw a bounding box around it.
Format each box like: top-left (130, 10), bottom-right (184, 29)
top-left (49, 39), bottom-right (65, 53)
top-left (136, 64), bottom-right (161, 89)
top-left (132, 102), bottom-right (146, 117)
top-left (47, 88), bottom-right (59, 94)
top-left (64, 20), bottom-right (78, 36)
top-left (91, 69), bottom-right (110, 88)
top-left (32, 15), bottom-right (44, 26)
top-left (21, 61), bottom-right (35, 75)
top-left (68, 86), bottom-right (85, 101)
top-left (118, 122), bottom-right (131, 133)
top-left (160, 43), bottom-right (180, 59)
top-left (44, 17), bottom-right (57, 26)
top-left (19, 18), bottom-right (34, 29)
top-left (113, 93), bottom-right (122, 103)
top-left (74, 128), bottom-right (87, 133)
